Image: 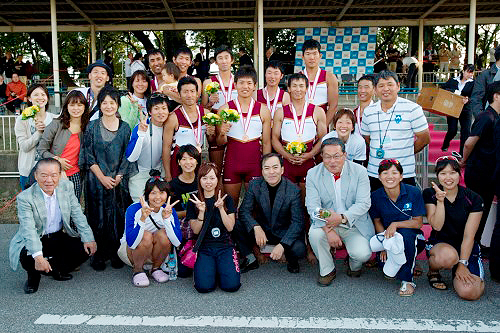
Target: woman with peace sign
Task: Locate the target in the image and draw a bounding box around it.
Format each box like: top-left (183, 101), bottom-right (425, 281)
top-left (119, 171), bottom-right (182, 287)
top-left (423, 156), bottom-right (485, 300)
top-left (186, 162), bottom-right (241, 293)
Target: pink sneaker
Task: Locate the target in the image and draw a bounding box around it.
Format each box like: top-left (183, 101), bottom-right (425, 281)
top-left (151, 269), bottom-right (169, 283)
top-left (132, 272), bottom-right (149, 287)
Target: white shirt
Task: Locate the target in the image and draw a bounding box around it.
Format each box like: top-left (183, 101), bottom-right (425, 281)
top-left (402, 56), bottom-right (418, 67)
top-left (124, 58), bottom-right (132, 77)
top-left (32, 189), bottom-right (63, 258)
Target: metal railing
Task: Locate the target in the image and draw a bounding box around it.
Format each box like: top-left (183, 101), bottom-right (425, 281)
top-left (0, 115), bottom-right (18, 152)
top-left (415, 145), bottom-right (429, 191)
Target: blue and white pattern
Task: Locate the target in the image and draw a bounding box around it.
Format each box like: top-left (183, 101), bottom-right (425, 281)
top-left (294, 27), bottom-right (377, 78)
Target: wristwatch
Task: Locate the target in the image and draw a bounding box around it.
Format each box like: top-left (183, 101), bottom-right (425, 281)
top-left (340, 214), bottom-right (347, 225)
top-left (458, 259), bottom-right (469, 267)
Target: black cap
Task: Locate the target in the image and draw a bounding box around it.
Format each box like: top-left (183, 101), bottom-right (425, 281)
top-left (86, 59), bottom-right (113, 78)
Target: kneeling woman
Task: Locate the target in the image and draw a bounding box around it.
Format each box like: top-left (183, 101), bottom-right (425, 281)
top-left (423, 157), bottom-right (485, 301)
top-left (369, 159), bottom-right (425, 296)
top-left (187, 162), bottom-right (240, 293)
top-left (121, 172), bottom-right (182, 287)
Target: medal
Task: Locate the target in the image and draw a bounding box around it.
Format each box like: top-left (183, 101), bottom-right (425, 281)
top-left (290, 101), bottom-right (308, 141)
top-left (234, 98), bottom-right (255, 143)
top-left (264, 87), bottom-right (280, 118)
top-left (217, 74), bottom-right (234, 104)
top-left (180, 105), bottom-right (203, 148)
top-left (304, 67), bottom-right (320, 104)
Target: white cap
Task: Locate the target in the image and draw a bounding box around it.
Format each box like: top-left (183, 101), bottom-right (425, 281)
top-left (369, 232), bottom-right (407, 278)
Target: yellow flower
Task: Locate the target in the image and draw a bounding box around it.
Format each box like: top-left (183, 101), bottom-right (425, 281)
top-left (205, 82), bottom-right (220, 95)
top-left (202, 112), bottom-right (222, 125)
top-left (285, 141), bottom-right (306, 156)
top-left (21, 105), bottom-right (40, 120)
top-left (220, 108), bottom-right (240, 123)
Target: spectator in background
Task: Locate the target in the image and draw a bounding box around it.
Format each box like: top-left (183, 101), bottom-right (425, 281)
top-left (25, 61), bottom-right (35, 80)
top-left (238, 47), bottom-right (253, 68)
top-left (424, 43), bottom-right (437, 73)
top-left (14, 55), bottom-right (26, 83)
top-left (386, 44), bottom-right (398, 72)
top-left (124, 52), bottom-right (133, 89)
top-left (6, 72), bottom-right (27, 114)
top-left (450, 43), bottom-right (461, 74)
top-left (490, 41), bottom-right (499, 68)
top-left (470, 45), bottom-right (500, 117)
top-left (209, 57), bottom-right (218, 75)
top-left (104, 51), bottom-right (114, 78)
top-left (130, 52), bottom-right (146, 76)
top-left (374, 49), bottom-right (387, 73)
top-left (438, 44), bottom-right (451, 80)
top-left (265, 46), bottom-right (280, 67)
top-left (0, 74), bottom-right (7, 114)
top-left (3, 51), bottom-right (14, 82)
top-left (402, 52), bottom-right (419, 88)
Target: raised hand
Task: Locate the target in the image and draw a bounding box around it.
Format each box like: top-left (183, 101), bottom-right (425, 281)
top-left (162, 196), bottom-right (180, 220)
top-left (209, 93), bottom-right (219, 106)
top-left (431, 181), bottom-right (446, 202)
top-left (214, 190), bottom-right (227, 209)
top-left (139, 196), bottom-right (153, 221)
top-left (189, 194), bottom-right (206, 214)
top-left (138, 112), bottom-right (148, 132)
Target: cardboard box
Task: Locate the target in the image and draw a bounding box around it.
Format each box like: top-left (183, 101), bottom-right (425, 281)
top-left (417, 87), bottom-right (464, 118)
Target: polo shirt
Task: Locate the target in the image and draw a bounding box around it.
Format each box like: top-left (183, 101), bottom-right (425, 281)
top-left (322, 130), bottom-right (366, 162)
top-left (466, 106), bottom-right (499, 175)
top-left (422, 185), bottom-right (483, 250)
top-left (360, 97), bottom-right (428, 178)
top-left (369, 183), bottom-right (425, 229)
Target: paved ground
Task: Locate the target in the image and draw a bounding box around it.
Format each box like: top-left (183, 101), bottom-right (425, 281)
top-left (1, 224), bottom-right (499, 333)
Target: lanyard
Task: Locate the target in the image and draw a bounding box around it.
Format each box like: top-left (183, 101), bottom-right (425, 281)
top-left (377, 101), bottom-right (398, 149)
top-left (264, 87), bottom-right (280, 117)
top-left (290, 101), bottom-right (308, 139)
top-left (216, 74), bottom-right (234, 103)
top-left (180, 105), bottom-right (202, 147)
top-left (304, 67), bottom-right (321, 102)
top-left (234, 98), bottom-right (255, 137)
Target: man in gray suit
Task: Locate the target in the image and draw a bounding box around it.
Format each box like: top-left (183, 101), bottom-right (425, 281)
top-left (236, 153), bottom-right (305, 273)
top-left (306, 138), bottom-right (374, 286)
top-left (9, 158), bottom-right (96, 294)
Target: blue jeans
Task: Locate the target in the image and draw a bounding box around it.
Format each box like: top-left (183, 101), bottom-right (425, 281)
top-left (193, 245), bottom-right (241, 293)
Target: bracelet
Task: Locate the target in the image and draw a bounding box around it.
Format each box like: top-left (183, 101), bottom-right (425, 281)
top-left (197, 218), bottom-right (204, 222)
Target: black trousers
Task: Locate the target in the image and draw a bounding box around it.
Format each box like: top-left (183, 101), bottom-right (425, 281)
top-left (19, 230), bottom-right (89, 276)
top-left (369, 176), bottom-right (416, 192)
top-left (233, 219), bottom-right (305, 265)
top-left (442, 109), bottom-right (472, 156)
top-left (464, 169), bottom-right (494, 244)
top-left (491, 185), bottom-right (500, 280)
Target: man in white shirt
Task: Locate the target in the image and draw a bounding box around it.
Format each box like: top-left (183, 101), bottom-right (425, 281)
top-left (361, 70), bottom-right (430, 191)
top-left (124, 52), bottom-right (133, 89)
top-left (9, 158), bottom-right (97, 294)
top-left (306, 138), bottom-right (374, 286)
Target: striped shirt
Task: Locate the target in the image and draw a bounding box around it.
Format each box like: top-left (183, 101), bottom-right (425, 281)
top-left (360, 97), bottom-right (428, 178)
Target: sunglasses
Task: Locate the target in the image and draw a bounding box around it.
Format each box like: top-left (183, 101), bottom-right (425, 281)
top-left (148, 176), bottom-right (165, 183)
top-left (150, 92), bottom-right (168, 99)
top-left (435, 155), bottom-right (458, 163)
top-left (379, 159), bottom-right (400, 166)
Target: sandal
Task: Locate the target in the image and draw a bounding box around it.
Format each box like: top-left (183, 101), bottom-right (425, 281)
top-left (399, 281), bottom-right (416, 297)
top-left (132, 272), bottom-right (150, 287)
top-left (151, 268), bottom-right (169, 283)
top-left (413, 264), bottom-right (423, 277)
top-left (427, 272), bottom-right (448, 290)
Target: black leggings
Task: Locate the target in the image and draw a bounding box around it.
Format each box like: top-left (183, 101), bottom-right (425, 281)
top-left (442, 108), bottom-right (472, 156)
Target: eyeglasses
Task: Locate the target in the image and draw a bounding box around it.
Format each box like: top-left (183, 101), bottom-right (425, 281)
top-left (379, 159), bottom-right (400, 166)
top-left (435, 155), bottom-right (458, 163)
top-left (322, 153), bottom-right (345, 161)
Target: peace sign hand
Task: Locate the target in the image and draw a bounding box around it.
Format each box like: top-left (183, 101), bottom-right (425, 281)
top-left (162, 196), bottom-right (180, 220)
top-left (189, 194), bottom-right (206, 214)
top-left (139, 196), bottom-right (153, 221)
top-left (431, 182), bottom-right (446, 202)
top-left (138, 111), bottom-right (148, 132)
top-left (214, 190), bottom-right (227, 209)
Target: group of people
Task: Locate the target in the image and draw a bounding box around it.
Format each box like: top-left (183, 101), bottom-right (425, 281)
top-left (8, 39), bottom-right (499, 302)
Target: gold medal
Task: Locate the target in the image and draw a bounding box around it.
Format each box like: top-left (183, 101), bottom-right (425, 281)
top-left (309, 98), bottom-right (314, 103)
top-left (242, 134), bottom-right (249, 142)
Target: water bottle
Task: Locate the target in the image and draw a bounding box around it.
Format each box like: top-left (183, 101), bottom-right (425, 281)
top-left (168, 253), bottom-right (177, 280)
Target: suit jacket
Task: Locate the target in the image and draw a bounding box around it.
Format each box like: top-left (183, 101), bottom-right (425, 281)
top-left (305, 160), bottom-right (374, 240)
top-left (9, 179), bottom-right (95, 271)
top-left (239, 177), bottom-right (304, 246)
top-left (471, 64), bottom-right (498, 117)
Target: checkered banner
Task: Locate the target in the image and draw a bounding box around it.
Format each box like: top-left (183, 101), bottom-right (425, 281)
top-left (294, 27), bottom-right (378, 79)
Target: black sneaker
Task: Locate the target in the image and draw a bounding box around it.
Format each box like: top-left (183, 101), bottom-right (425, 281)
top-left (240, 258), bottom-right (259, 273)
top-left (287, 262), bottom-right (300, 273)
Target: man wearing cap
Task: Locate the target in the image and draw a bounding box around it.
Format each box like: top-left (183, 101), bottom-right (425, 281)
top-left (74, 59), bottom-right (112, 121)
top-left (306, 137), bottom-right (374, 286)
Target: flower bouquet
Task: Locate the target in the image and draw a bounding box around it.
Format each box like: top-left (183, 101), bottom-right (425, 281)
top-left (219, 109), bottom-right (240, 123)
top-left (202, 112), bottom-right (222, 126)
top-left (205, 82), bottom-right (220, 95)
top-left (21, 105), bottom-right (40, 120)
top-left (285, 141), bottom-right (306, 156)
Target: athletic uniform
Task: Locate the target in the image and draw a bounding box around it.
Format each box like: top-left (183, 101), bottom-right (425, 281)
top-left (209, 75), bottom-right (238, 154)
top-left (256, 87), bottom-right (285, 118)
top-left (223, 99), bottom-right (263, 184)
top-left (171, 105), bottom-right (206, 179)
top-left (281, 103), bottom-right (317, 183)
top-left (301, 68), bottom-right (329, 112)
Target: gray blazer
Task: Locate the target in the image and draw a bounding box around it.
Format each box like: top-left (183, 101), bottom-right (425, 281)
top-left (470, 64), bottom-right (498, 117)
top-left (305, 160), bottom-right (374, 240)
top-left (37, 119), bottom-right (83, 159)
top-left (9, 179), bottom-right (95, 271)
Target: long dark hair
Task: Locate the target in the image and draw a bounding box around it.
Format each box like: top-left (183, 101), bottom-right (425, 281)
top-left (26, 83), bottom-right (50, 108)
top-left (59, 90), bottom-right (90, 131)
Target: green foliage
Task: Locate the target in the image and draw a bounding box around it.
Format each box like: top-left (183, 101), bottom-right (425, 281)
top-left (376, 27), bottom-right (409, 53)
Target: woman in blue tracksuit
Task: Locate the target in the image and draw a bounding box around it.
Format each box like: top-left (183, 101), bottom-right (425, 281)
top-left (369, 159), bottom-right (426, 297)
top-left (121, 172), bottom-right (182, 287)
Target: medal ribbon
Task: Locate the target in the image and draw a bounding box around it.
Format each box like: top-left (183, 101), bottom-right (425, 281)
top-left (234, 98), bottom-right (255, 138)
top-left (180, 105), bottom-right (202, 147)
top-left (264, 87), bottom-right (280, 117)
top-left (304, 67), bottom-right (320, 102)
top-left (290, 101), bottom-right (308, 139)
top-left (216, 74), bottom-right (234, 103)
